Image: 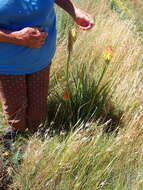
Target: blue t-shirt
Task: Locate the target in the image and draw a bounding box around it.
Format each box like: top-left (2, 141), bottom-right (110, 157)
top-left (0, 0), bottom-right (56, 74)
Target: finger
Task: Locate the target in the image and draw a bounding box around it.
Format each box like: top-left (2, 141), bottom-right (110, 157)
top-left (83, 17), bottom-right (95, 27)
top-left (33, 36), bottom-right (41, 40)
top-left (37, 38), bottom-right (46, 45)
top-left (39, 35), bottom-right (47, 42)
top-left (31, 27), bottom-right (42, 34)
top-left (90, 19), bottom-right (95, 26)
top-left (32, 30), bottom-right (48, 37)
top-left (41, 32), bottom-right (48, 37)
top-left (32, 33), bottom-right (47, 40)
top-left (39, 39), bottom-right (46, 44)
top-left (80, 23), bottom-right (94, 30)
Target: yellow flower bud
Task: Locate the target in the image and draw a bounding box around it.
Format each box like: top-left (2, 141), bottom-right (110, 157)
top-left (69, 28), bottom-right (77, 42)
top-left (68, 28), bottom-right (77, 53)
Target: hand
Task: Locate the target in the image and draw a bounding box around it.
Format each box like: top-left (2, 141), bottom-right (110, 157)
top-left (74, 9), bottom-right (94, 30)
top-left (12, 27), bottom-right (48, 48)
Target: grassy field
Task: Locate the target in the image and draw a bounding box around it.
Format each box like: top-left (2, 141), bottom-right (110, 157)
top-left (0, 0), bottom-right (143, 189)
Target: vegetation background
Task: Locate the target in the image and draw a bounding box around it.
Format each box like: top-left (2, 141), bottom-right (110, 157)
top-left (0, 0), bottom-right (143, 189)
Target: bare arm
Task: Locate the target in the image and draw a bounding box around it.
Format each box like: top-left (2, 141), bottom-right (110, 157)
top-left (55, 0), bottom-right (94, 30)
top-left (0, 27), bottom-right (48, 48)
top-left (0, 29), bottom-right (16, 43)
top-left (55, 0), bottom-right (76, 19)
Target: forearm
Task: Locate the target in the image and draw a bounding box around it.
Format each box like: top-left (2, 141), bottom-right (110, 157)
top-left (0, 28), bottom-right (16, 43)
top-left (0, 27), bottom-right (48, 48)
top-left (55, 0), bottom-right (78, 19)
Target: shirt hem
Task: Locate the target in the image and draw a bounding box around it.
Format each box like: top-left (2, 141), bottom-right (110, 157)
top-left (0, 62), bottom-right (52, 75)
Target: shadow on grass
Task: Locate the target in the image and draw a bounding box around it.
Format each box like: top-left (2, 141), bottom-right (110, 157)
top-left (47, 97), bottom-right (123, 134)
top-left (47, 63), bottom-right (124, 135)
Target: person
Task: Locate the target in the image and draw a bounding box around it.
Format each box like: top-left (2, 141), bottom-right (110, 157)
top-left (0, 0), bottom-right (94, 147)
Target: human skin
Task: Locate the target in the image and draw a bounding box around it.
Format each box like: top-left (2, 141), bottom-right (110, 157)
top-left (0, 27), bottom-right (48, 48)
top-left (0, 0), bottom-right (94, 48)
top-left (55, 0), bottom-right (95, 30)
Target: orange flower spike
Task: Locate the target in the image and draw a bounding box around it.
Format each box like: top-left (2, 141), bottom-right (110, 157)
top-left (64, 89), bottom-right (70, 100)
top-left (106, 46), bottom-right (113, 53)
top-left (103, 45), bottom-right (114, 61)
